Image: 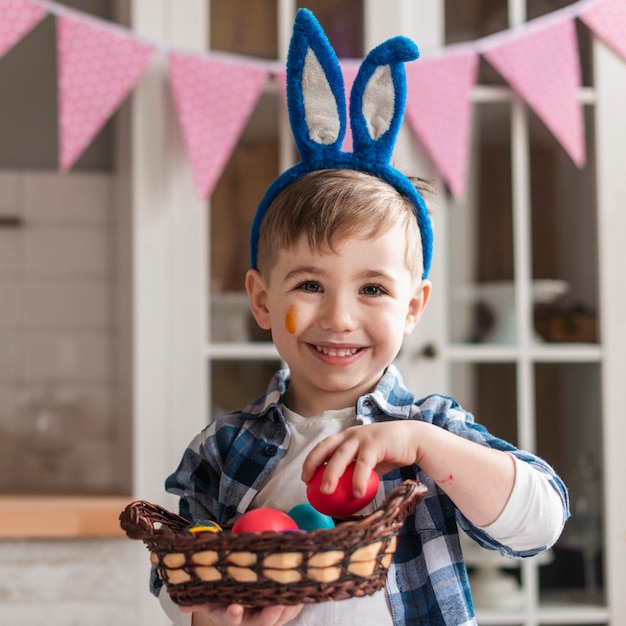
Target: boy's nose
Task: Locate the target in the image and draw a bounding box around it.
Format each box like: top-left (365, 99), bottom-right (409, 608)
top-left (319, 295), bottom-right (357, 332)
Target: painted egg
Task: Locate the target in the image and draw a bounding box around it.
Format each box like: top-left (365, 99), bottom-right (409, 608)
top-left (288, 503), bottom-right (335, 531)
top-left (185, 520), bottom-right (223, 534)
top-left (307, 461), bottom-right (380, 518)
top-left (231, 508), bottom-right (299, 534)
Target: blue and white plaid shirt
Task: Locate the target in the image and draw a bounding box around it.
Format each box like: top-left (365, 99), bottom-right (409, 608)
top-left (158, 365), bottom-right (569, 625)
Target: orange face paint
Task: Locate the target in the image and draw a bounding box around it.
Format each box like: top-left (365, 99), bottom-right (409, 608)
top-left (285, 307), bottom-right (297, 334)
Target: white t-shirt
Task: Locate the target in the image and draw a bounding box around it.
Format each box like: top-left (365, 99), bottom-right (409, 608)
top-left (248, 406), bottom-right (394, 625)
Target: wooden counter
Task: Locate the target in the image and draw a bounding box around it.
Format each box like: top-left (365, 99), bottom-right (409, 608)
top-left (0, 496), bottom-right (130, 538)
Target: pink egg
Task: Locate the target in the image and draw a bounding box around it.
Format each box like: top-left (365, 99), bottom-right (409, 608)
top-left (231, 508), bottom-right (299, 534)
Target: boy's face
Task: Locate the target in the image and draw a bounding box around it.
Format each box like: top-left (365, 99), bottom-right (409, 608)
top-left (246, 224), bottom-right (431, 416)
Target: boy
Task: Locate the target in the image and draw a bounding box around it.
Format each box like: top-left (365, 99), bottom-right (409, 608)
top-left (156, 10), bottom-right (569, 626)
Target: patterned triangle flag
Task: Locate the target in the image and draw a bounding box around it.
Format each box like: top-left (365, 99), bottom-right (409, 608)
top-left (405, 48), bottom-right (479, 199)
top-left (339, 61), bottom-right (359, 152)
top-left (579, 0), bottom-right (626, 62)
top-left (169, 52), bottom-right (269, 200)
top-left (483, 17), bottom-right (585, 167)
top-left (0, 0), bottom-right (48, 59)
top-left (57, 14), bottom-right (156, 171)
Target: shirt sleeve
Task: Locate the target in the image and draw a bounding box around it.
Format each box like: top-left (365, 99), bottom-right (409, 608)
top-left (159, 587), bottom-right (192, 626)
top-left (477, 454), bottom-right (565, 552)
top-left (165, 424), bottom-right (225, 522)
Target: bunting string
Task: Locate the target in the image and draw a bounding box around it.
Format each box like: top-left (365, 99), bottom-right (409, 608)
top-left (0, 0), bottom-right (624, 200)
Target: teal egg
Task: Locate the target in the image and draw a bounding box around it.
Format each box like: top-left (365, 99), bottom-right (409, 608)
top-left (288, 503), bottom-right (335, 531)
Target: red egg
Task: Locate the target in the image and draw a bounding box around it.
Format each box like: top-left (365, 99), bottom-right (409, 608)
top-left (231, 508), bottom-right (298, 534)
top-left (307, 462), bottom-right (380, 518)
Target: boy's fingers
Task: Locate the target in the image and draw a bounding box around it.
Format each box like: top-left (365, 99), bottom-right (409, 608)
top-left (284, 604), bottom-right (304, 621)
top-left (318, 441), bottom-right (360, 493)
top-left (301, 436), bottom-right (340, 483)
top-left (179, 603), bottom-right (246, 624)
top-left (352, 454), bottom-right (377, 498)
top-left (300, 453), bottom-right (321, 484)
top-left (262, 605), bottom-right (294, 625)
top-left (246, 604), bottom-right (303, 626)
top-left (225, 604), bottom-right (245, 624)
top-left (300, 442), bottom-right (323, 481)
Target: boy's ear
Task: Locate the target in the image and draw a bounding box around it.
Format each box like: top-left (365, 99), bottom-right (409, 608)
top-left (404, 280), bottom-right (432, 336)
top-left (246, 269), bottom-right (272, 330)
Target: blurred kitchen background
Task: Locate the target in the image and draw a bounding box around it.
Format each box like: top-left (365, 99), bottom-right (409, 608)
top-left (1, 1), bottom-right (625, 625)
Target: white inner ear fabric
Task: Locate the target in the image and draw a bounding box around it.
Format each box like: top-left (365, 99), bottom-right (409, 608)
top-left (302, 48), bottom-right (341, 144)
top-left (362, 65), bottom-right (394, 139)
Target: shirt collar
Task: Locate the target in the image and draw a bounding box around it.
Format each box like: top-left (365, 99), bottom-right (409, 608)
top-left (240, 364), bottom-right (415, 421)
top-left (357, 364), bottom-right (415, 420)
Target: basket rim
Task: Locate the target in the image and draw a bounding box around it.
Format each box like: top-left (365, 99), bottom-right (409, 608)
top-left (119, 479), bottom-right (427, 551)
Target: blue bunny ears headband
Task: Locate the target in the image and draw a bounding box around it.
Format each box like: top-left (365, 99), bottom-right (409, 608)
top-left (249, 9), bottom-right (433, 279)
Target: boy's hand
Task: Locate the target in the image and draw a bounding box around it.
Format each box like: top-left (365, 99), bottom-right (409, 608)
top-left (301, 422), bottom-right (422, 499)
top-left (302, 420), bottom-right (517, 528)
top-left (181, 603), bottom-right (303, 626)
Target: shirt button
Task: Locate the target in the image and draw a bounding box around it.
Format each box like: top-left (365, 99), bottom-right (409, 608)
top-left (263, 444), bottom-right (278, 457)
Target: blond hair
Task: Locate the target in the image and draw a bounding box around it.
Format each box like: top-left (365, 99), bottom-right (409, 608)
top-left (256, 169), bottom-right (431, 280)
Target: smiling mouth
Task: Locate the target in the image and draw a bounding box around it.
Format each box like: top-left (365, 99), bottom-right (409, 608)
top-left (313, 345), bottom-right (362, 357)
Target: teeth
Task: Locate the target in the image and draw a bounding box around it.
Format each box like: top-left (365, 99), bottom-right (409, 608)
top-left (314, 345), bottom-right (359, 357)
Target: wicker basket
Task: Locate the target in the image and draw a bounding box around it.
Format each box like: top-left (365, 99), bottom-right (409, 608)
top-left (119, 480), bottom-right (426, 608)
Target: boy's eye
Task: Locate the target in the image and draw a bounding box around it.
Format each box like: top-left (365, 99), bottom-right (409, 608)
top-left (297, 281), bottom-right (322, 293)
top-left (361, 284), bottom-right (386, 296)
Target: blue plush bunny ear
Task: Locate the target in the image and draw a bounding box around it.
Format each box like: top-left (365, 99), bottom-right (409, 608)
top-left (350, 37), bottom-right (419, 166)
top-left (286, 9), bottom-right (346, 164)
top-left (250, 10), bottom-right (434, 278)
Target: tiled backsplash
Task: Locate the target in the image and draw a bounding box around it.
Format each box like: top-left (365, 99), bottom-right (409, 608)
top-left (0, 170), bottom-right (119, 494)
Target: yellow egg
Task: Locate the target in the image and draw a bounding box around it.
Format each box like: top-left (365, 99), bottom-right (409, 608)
top-left (186, 520), bottom-right (223, 534)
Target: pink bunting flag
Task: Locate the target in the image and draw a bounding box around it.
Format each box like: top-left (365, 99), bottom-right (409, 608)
top-left (0, 0), bottom-right (48, 59)
top-left (57, 14), bottom-right (156, 171)
top-left (483, 17), bottom-right (585, 167)
top-left (169, 53), bottom-right (269, 200)
top-left (405, 48), bottom-right (479, 199)
top-left (579, 0), bottom-right (626, 62)
top-left (339, 61), bottom-right (359, 151)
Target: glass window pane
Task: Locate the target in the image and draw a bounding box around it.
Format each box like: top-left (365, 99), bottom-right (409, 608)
top-left (297, 0), bottom-right (363, 58)
top-left (211, 359), bottom-right (282, 415)
top-left (445, 0), bottom-right (509, 44)
top-left (211, 292), bottom-right (255, 343)
top-left (209, 94), bottom-right (279, 342)
top-left (209, 102), bottom-right (280, 294)
top-left (448, 103), bottom-right (515, 344)
top-left (527, 0), bottom-right (578, 20)
top-left (451, 362), bottom-right (518, 447)
top-left (530, 107), bottom-right (599, 345)
top-left (210, 0), bottom-right (278, 59)
top-left (536, 363), bottom-right (604, 605)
